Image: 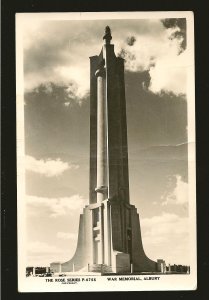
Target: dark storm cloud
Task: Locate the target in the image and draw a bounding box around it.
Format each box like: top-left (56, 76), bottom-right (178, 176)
top-left (126, 36), bottom-right (136, 46)
top-left (125, 71), bottom-right (187, 148)
top-left (161, 18), bottom-right (187, 52)
top-left (24, 82), bottom-right (90, 159)
top-left (118, 48), bottom-right (136, 62)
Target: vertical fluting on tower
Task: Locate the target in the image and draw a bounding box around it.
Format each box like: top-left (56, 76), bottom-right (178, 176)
top-left (90, 26), bottom-right (130, 204)
top-left (95, 67), bottom-right (107, 203)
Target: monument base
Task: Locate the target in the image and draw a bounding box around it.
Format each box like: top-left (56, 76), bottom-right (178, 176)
top-left (50, 199), bottom-right (157, 274)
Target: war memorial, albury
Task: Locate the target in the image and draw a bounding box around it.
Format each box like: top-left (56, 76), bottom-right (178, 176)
top-left (51, 27), bottom-right (164, 275)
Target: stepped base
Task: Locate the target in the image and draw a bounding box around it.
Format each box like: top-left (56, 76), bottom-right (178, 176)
top-left (50, 199), bottom-right (157, 274)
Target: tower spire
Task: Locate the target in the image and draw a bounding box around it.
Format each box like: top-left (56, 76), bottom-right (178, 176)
top-left (103, 26), bottom-right (112, 44)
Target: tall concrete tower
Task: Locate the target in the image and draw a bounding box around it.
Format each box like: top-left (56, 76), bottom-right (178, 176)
top-left (51, 27), bottom-right (157, 274)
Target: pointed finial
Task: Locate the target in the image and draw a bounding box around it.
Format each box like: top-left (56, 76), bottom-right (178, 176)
top-left (103, 26), bottom-right (112, 44)
top-left (105, 26), bottom-right (111, 35)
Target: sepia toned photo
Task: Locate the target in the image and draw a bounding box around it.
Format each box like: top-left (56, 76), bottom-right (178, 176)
top-left (16, 11), bottom-right (196, 292)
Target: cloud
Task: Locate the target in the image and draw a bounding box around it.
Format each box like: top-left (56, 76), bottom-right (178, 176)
top-left (125, 72), bottom-right (187, 147)
top-left (27, 241), bottom-right (63, 255)
top-left (141, 212), bottom-right (189, 264)
top-left (26, 155), bottom-right (79, 177)
top-left (149, 49), bottom-right (188, 94)
top-left (161, 18), bottom-right (186, 52)
top-left (22, 18), bottom-right (188, 98)
top-left (26, 240), bottom-right (70, 266)
top-left (161, 175), bottom-right (188, 206)
top-left (27, 194), bottom-right (86, 218)
top-left (56, 232), bottom-right (77, 240)
top-left (117, 26), bottom-right (187, 95)
top-left (126, 36), bottom-right (136, 46)
top-left (23, 20), bottom-right (96, 98)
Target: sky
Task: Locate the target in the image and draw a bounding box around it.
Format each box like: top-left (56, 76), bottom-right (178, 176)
top-left (20, 16), bottom-right (192, 267)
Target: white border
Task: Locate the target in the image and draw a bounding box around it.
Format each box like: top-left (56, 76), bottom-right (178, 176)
top-left (16, 11), bottom-right (196, 292)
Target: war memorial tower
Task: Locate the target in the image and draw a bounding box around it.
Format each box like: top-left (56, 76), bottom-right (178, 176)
top-left (51, 27), bottom-right (158, 274)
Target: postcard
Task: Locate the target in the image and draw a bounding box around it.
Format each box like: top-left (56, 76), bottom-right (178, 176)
top-left (16, 11), bottom-right (196, 292)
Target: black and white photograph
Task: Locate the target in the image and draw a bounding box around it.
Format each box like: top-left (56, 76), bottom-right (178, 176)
top-left (16, 11), bottom-right (196, 292)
